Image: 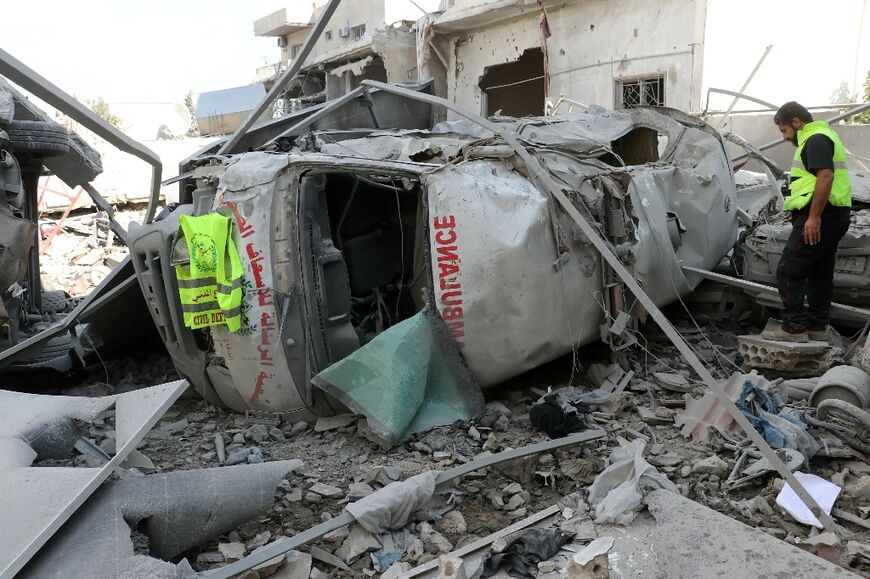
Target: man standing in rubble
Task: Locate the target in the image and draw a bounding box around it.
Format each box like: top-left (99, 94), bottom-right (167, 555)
top-left (761, 102), bottom-right (851, 342)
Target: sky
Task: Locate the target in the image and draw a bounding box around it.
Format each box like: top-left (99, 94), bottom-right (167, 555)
top-left (2, 1), bottom-right (288, 104)
top-left (702, 0), bottom-right (870, 109)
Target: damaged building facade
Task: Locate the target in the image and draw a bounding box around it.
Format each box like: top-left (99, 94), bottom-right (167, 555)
top-left (254, 1), bottom-right (441, 115)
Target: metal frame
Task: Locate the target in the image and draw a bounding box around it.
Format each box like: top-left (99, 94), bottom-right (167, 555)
top-left (219, 0), bottom-right (343, 155)
top-left (357, 79), bottom-right (839, 531)
top-left (731, 102), bottom-right (870, 165)
top-left (0, 48), bottom-right (163, 224)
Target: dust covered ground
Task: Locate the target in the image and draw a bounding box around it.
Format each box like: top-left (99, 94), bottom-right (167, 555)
top-left (31, 304), bottom-right (869, 578)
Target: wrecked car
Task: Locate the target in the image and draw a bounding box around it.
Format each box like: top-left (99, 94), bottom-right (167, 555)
top-left (741, 171), bottom-right (870, 314)
top-left (130, 102), bottom-right (738, 420)
top-left (0, 64), bottom-right (154, 375)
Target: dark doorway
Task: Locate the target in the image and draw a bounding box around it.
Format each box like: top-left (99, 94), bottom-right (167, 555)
top-left (479, 48), bottom-right (545, 117)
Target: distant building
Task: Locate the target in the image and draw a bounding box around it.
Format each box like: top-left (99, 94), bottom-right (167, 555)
top-left (254, 1), bottom-right (441, 115)
top-left (427, 0), bottom-right (869, 124)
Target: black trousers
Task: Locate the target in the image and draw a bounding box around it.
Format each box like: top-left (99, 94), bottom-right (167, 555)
top-left (776, 207), bottom-right (850, 333)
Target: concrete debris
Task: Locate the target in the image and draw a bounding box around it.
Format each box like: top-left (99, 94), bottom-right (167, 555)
top-left (314, 415), bottom-right (358, 432)
top-left (738, 334), bottom-right (842, 377)
top-left (569, 536), bottom-right (613, 578)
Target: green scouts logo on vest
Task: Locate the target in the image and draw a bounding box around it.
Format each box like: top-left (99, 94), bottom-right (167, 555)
top-left (190, 234), bottom-right (218, 273)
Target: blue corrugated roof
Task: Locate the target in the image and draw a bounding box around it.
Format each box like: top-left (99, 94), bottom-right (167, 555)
top-left (196, 84), bottom-right (267, 118)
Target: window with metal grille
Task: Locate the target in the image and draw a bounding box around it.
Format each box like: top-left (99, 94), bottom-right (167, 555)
top-left (615, 75), bottom-right (665, 109)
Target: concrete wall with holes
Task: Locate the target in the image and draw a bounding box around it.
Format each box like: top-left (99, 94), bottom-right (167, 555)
top-left (434, 0), bottom-right (706, 118)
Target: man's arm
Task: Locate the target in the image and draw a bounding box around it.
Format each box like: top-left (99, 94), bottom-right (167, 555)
top-left (803, 168), bottom-right (833, 245)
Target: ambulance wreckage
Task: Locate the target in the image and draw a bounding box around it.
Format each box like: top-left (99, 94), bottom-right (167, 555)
top-left (0, 46), bottom-right (739, 437)
top-left (127, 82), bottom-right (738, 431)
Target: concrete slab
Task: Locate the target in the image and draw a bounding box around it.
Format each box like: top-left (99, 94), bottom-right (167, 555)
top-left (738, 335), bottom-right (841, 377)
top-left (0, 380), bottom-right (188, 579)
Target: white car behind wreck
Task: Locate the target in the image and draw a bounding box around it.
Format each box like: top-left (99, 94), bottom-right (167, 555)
top-left (129, 105), bottom-right (737, 421)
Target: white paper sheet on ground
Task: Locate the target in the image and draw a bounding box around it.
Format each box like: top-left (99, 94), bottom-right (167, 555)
top-left (775, 471), bottom-right (841, 528)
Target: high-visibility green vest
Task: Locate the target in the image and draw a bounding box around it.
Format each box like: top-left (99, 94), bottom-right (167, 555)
top-left (175, 213), bottom-right (243, 332)
top-left (785, 120), bottom-right (851, 211)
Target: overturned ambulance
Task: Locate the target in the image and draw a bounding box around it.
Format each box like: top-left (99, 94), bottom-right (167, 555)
top-left (129, 92), bottom-right (738, 423)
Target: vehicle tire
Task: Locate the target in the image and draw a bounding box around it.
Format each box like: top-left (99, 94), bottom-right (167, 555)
top-left (6, 120), bottom-right (70, 158)
top-left (16, 333), bottom-right (74, 367)
top-left (41, 290), bottom-right (71, 315)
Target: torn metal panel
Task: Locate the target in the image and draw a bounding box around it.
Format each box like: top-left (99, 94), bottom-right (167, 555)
top-left (0, 380), bottom-right (188, 579)
top-left (311, 306), bottom-right (484, 448)
top-left (21, 460), bottom-right (302, 579)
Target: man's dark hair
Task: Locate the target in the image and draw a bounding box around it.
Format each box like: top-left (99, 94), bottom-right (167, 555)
top-left (774, 101), bottom-right (813, 125)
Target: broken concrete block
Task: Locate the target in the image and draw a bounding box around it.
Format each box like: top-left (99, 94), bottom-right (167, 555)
top-left (336, 525), bottom-right (381, 562)
top-left (248, 424), bottom-right (269, 443)
top-left (195, 551), bottom-right (224, 565)
top-left (505, 493), bottom-right (526, 511)
top-left (343, 482), bottom-right (374, 501)
top-left (315, 414), bottom-right (356, 432)
top-left (438, 556), bottom-right (468, 579)
top-left (381, 562), bottom-right (412, 579)
top-left (365, 465), bottom-right (401, 486)
top-left (250, 552), bottom-right (287, 578)
top-left (283, 487), bottom-right (303, 503)
top-left (507, 507), bottom-right (528, 520)
top-left (304, 491), bottom-right (322, 503)
top-left (568, 537), bottom-right (613, 578)
top-left (638, 407), bottom-right (672, 425)
top-left (435, 510), bottom-right (467, 537)
top-left (218, 542), bottom-right (246, 563)
top-left (692, 455), bottom-right (729, 476)
top-left (271, 550), bottom-right (312, 579)
top-left (420, 522), bottom-right (453, 554)
top-left (309, 568), bottom-right (333, 579)
top-left (165, 418), bottom-right (189, 434)
top-left (309, 482), bottom-right (343, 497)
top-left (247, 530), bottom-right (272, 550)
top-left (652, 372), bottom-right (693, 393)
top-left (310, 545), bottom-right (351, 571)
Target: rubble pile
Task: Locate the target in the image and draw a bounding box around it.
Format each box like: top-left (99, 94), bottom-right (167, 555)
top-left (45, 309), bottom-right (868, 578)
top-left (39, 207), bottom-right (143, 297)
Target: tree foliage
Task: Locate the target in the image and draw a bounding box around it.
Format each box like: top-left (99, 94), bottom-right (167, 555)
top-left (87, 97), bottom-right (124, 129)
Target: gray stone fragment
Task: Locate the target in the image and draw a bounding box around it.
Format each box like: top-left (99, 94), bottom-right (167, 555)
top-left (435, 510), bottom-right (467, 536)
top-left (248, 424), bottom-right (269, 443)
top-left (310, 545), bottom-right (351, 571)
top-left (247, 530), bottom-right (272, 550)
top-left (314, 415), bottom-right (356, 432)
top-left (268, 427), bottom-right (285, 441)
top-left (271, 550), bottom-right (311, 579)
top-left (346, 482), bottom-right (374, 500)
top-left (218, 542), bottom-right (246, 563)
top-left (336, 525), bottom-right (381, 563)
top-left (291, 421), bottom-right (309, 435)
top-left (692, 455), bottom-right (729, 476)
top-left (196, 551), bottom-right (224, 564)
top-left (214, 433), bottom-right (226, 463)
top-left (309, 482), bottom-right (343, 497)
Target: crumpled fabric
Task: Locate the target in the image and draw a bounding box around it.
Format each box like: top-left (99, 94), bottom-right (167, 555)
top-left (530, 387), bottom-right (611, 438)
top-left (481, 528), bottom-right (574, 578)
top-left (345, 471), bottom-right (440, 534)
top-left (735, 379), bottom-right (819, 457)
top-left (588, 438), bottom-right (678, 525)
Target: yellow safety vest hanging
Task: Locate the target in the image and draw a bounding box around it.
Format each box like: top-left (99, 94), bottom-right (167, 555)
top-left (785, 120), bottom-right (851, 211)
top-left (174, 213), bottom-right (243, 332)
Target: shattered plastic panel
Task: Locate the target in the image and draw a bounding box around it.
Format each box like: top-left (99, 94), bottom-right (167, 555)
top-left (311, 306), bottom-right (484, 447)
